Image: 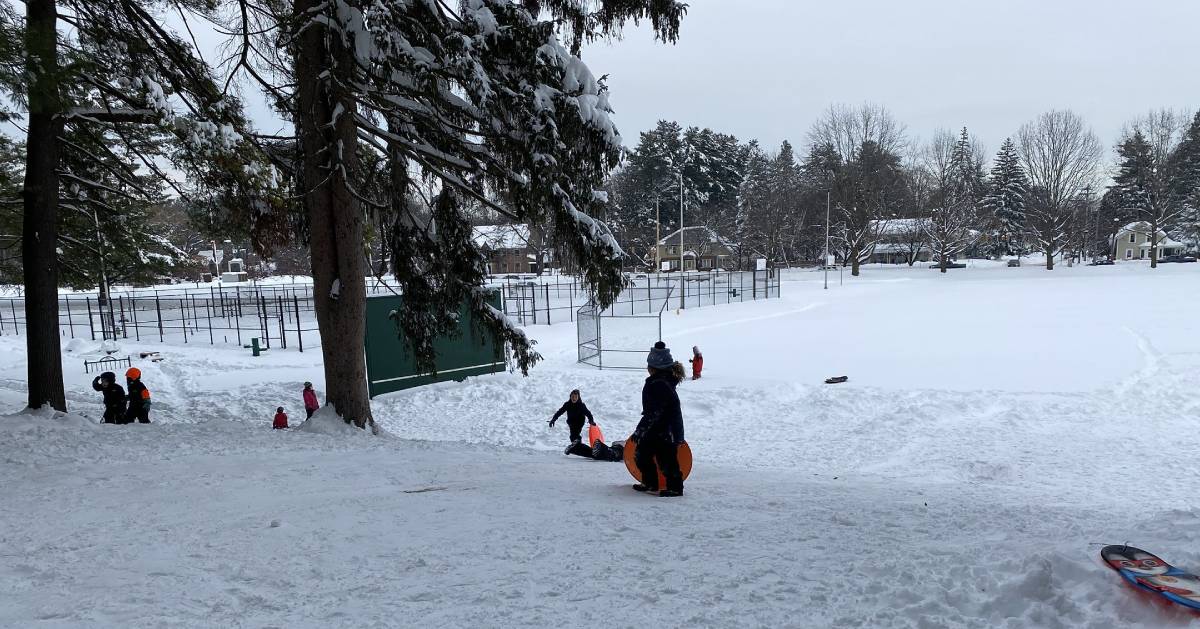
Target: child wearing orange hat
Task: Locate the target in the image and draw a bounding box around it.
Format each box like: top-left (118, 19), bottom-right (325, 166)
top-left (124, 367), bottom-right (152, 424)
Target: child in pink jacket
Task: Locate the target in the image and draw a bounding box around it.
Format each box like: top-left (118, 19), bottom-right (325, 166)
top-left (302, 381), bottom-right (319, 419)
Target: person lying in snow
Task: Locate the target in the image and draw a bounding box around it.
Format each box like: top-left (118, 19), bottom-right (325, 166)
top-left (549, 389), bottom-right (594, 446)
top-left (564, 435), bottom-right (625, 461)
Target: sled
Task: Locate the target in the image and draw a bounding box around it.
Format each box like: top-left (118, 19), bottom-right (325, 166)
top-left (623, 437), bottom-right (693, 489)
top-left (824, 376), bottom-right (848, 384)
top-left (587, 423), bottom-right (605, 447)
top-left (1102, 545), bottom-right (1200, 612)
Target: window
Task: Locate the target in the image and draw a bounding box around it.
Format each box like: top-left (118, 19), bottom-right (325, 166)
top-left (1129, 233), bottom-right (1136, 243)
top-left (1125, 249), bottom-right (1133, 259)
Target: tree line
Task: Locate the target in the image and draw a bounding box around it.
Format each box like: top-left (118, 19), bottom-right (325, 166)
top-left (603, 105), bottom-right (1200, 274)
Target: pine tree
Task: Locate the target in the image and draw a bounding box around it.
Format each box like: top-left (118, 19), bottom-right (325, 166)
top-left (983, 138), bottom-right (1029, 256)
top-left (1168, 111), bottom-right (1200, 250)
top-left (0, 0), bottom-right (273, 411)
top-left (221, 0), bottom-right (688, 428)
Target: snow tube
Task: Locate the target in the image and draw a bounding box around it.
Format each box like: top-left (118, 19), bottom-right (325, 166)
top-left (623, 437), bottom-right (693, 488)
top-left (588, 423), bottom-right (605, 446)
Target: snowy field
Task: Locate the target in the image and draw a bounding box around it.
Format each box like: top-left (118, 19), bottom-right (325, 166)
top-left (3, 262), bottom-right (1200, 628)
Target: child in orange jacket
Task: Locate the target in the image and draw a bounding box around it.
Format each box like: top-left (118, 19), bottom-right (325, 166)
top-left (273, 406), bottom-right (288, 430)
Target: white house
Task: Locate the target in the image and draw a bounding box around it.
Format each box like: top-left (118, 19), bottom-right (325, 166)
top-left (1113, 222), bottom-right (1186, 261)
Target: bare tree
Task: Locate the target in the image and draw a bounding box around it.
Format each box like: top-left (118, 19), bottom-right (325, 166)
top-left (808, 103), bottom-right (907, 161)
top-left (923, 128), bottom-right (984, 272)
top-left (1017, 110), bottom-right (1103, 270)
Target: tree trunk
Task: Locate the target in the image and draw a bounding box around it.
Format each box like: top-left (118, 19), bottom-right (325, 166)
top-left (1045, 243), bottom-right (1055, 270)
top-left (850, 243), bottom-right (861, 276)
top-left (294, 0), bottom-right (373, 430)
top-left (22, 0), bottom-right (66, 411)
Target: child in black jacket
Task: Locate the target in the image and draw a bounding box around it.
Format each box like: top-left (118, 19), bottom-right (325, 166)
top-left (549, 389), bottom-right (594, 447)
top-left (91, 371), bottom-right (127, 424)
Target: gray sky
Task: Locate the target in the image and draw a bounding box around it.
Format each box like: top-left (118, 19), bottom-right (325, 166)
top-left (581, 0), bottom-right (1200, 160)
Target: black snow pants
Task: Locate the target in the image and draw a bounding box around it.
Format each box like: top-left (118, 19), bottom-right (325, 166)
top-left (125, 406), bottom-right (150, 424)
top-left (567, 419), bottom-right (586, 443)
top-left (634, 436), bottom-right (683, 493)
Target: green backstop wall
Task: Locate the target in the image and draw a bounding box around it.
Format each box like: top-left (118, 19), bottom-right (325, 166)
top-left (364, 293), bottom-right (505, 398)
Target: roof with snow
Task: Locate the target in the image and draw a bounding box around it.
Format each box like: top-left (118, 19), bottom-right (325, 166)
top-left (657, 226), bottom-right (734, 248)
top-left (1118, 221), bottom-right (1186, 247)
top-left (197, 250), bottom-right (224, 264)
top-left (473, 224), bottom-right (531, 250)
top-left (870, 218), bottom-right (932, 235)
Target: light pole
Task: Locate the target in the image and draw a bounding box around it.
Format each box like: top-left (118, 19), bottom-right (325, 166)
top-left (679, 170), bottom-right (685, 308)
top-left (824, 189), bottom-right (830, 290)
top-left (655, 197), bottom-right (660, 273)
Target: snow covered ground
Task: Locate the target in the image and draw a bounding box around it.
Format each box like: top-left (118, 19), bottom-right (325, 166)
top-left (3, 262), bottom-right (1200, 628)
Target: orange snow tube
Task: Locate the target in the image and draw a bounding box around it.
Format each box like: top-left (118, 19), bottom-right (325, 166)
top-left (623, 437), bottom-right (693, 489)
top-left (587, 423), bottom-right (605, 446)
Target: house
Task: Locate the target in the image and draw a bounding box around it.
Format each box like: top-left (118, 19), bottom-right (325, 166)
top-left (654, 227), bottom-right (736, 271)
top-left (473, 224), bottom-right (547, 275)
top-left (867, 218), bottom-right (933, 265)
top-left (1113, 222), bottom-right (1187, 261)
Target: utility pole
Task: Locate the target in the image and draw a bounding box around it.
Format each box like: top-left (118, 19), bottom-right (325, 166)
top-left (824, 189), bottom-right (830, 290)
top-left (679, 170), bottom-right (685, 308)
top-left (655, 197), bottom-right (660, 273)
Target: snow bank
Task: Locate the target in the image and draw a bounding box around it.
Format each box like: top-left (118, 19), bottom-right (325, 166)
top-left (295, 405), bottom-right (390, 437)
top-left (0, 406), bottom-right (97, 432)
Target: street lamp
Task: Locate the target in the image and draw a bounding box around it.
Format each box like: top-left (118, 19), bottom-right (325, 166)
top-left (824, 189), bottom-right (830, 290)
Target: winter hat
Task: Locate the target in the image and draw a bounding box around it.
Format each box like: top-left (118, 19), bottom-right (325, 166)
top-left (99, 371), bottom-right (116, 384)
top-left (126, 367), bottom-right (141, 379)
top-left (693, 345), bottom-right (701, 355)
top-left (277, 406), bottom-right (284, 413)
top-left (647, 343), bottom-right (674, 370)
top-left (304, 381), bottom-right (312, 388)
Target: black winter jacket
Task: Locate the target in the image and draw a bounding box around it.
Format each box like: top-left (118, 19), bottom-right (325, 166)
top-left (92, 377), bottom-right (127, 413)
top-left (552, 400), bottom-right (593, 425)
top-left (127, 379), bottom-right (149, 409)
top-left (634, 370), bottom-right (684, 444)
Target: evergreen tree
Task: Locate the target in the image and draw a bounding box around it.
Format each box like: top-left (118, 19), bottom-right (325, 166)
top-left (1168, 111), bottom-right (1200, 250)
top-left (0, 0), bottom-right (273, 411)
top-left (738, 141), bottom-right (803, 265)
top-left (983, 138), bottom-right (1029, 256)
top-left (221, 0), bottom-right (687, 428)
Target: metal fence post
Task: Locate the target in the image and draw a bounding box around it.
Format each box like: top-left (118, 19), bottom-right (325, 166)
top-left (294, 294), bottom-right (303, 352)
top-left (86, 297), bottom-right (96, 340)
top-left (131, 297), bottom-right (140, 341)
top-left (155, 296), bottom-right (164, 342)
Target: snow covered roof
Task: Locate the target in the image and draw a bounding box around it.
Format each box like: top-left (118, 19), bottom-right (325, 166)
top-left (473, 224), bottom-right (531, 250)
top-left (657, 226), bottom-right (734, 248)
top-left (871, 218), bottom-right (931, 235)
top-left (1119, 222), bottom-right (1186, 247)
top-left (197, 250), bottom-right (224, 264)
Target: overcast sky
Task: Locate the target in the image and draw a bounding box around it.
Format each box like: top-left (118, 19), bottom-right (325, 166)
top-left (579, 0), bottom-right (1200, 161)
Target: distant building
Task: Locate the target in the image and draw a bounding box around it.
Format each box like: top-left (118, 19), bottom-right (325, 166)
top-left (867, 218), bottom-right (933, 265)
top-left (1113, 222), bottom-right (1186, 260)
top-left (654, 227), bottom-right (736, 271)
top-left (473, 224), bottom-right (546, 275)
